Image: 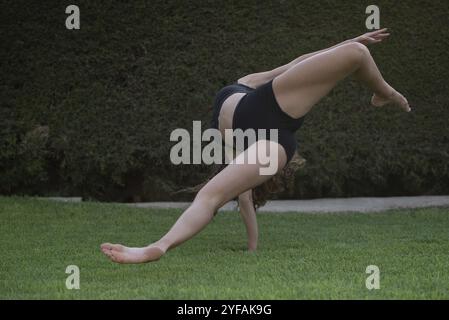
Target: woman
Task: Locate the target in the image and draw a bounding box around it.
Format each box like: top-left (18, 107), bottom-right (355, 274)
top-left (101, 28), bottom-right (410, 263)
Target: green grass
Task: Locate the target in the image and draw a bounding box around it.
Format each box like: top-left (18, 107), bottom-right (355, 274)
top-left (1, 196), bottom-right (448, 299)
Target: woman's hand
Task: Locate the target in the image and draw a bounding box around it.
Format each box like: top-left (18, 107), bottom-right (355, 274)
top-left (353, 28), bottom-right (390, 46)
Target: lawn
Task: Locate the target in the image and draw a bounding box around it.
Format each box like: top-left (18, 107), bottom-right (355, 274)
top-left (1, 196), bottom-right (448, 299)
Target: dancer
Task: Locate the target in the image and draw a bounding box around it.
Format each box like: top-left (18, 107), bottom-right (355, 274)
top-left (101, 28), bottom-right (410, 263)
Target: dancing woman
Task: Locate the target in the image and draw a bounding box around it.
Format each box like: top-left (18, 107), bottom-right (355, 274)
top-left (101, 28), bottom-right (410, 263)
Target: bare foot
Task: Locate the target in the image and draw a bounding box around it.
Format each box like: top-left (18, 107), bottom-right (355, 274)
top-left (371, 89), bottom-right (411, 112)
top-left (101, 243), bottom-right (165, 264)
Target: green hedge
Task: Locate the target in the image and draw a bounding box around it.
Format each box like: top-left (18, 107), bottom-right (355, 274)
top-left (1, 0), bottom-right (448, 201)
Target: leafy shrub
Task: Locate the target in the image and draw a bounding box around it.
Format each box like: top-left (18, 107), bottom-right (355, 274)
top-left (1, 0), bottom-right (448, 200)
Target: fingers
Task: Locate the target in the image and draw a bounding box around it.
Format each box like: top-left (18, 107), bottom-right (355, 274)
top-left (369, 28), bottom-right (388, 36)
top-left (366, 28), bottom-right (389, 39)
top-left (367, 32), bottom-right (390, 44)
top-left (365, 36), bottom-right (382, 44)
top-left (373, 33), bottom-right (390, 41)
top-left (375, 33), bottom-right (390, 38)
top-left (361, 28), bottom-right (390, 45)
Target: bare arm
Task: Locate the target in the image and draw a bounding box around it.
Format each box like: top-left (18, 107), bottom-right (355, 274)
top-left (222, 145), bottom-right (258, 251)
top-left (238, 29), bottom-right (390, 88)
top-left (238, 190), bottom-right (258, 251)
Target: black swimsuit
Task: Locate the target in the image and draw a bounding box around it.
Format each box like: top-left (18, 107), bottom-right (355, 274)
top-left (210, 80), bottom-right (305, 163)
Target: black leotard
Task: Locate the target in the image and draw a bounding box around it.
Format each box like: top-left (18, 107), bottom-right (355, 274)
top-left (211, 80), bottom-right (305, 163)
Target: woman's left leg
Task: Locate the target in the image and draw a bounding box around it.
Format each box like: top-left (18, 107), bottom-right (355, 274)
top-left (272, 42), bottom-right (410, 119)
top-left (101, 139), bottom-right (287, 263)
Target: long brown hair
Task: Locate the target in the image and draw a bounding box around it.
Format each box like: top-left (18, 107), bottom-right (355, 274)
top-left (172, 151), bottom-right (306, 210)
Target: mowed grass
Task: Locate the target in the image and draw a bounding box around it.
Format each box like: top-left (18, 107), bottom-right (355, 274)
top-left (1, 196), bottom-right (448, 299)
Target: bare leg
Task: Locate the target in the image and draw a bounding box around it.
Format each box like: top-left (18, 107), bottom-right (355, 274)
top-left (272, 42), bottom-right (410, 119)
top-left (101, 140), bottom-right (287, 263)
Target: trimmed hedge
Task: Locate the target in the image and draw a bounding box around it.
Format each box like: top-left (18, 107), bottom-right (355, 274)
top-left (1, 0), bottom-right (448, 201)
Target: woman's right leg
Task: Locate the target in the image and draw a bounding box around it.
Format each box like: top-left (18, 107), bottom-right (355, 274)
top-left (101, 139), bottom-right (287, 264)
top-left (273, 42), bottom-right (410, 119)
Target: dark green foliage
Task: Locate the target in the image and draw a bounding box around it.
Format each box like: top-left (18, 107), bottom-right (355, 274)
top-left (1, 1), bottom-right (448, 200)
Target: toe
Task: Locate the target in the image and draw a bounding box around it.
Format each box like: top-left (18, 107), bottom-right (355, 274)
top-left (102, 247), bottom-right (112, 256)
top-left (102, 249), bottom-right (115, 261)
top-left (101, 243), bottom-right (114, 251)
top-left (110, 251), bottom-right (124, 264)
top-left (107, 254), bottom-right (115, 262)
